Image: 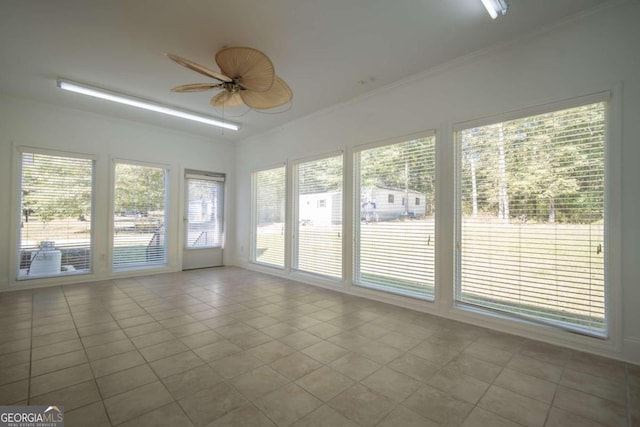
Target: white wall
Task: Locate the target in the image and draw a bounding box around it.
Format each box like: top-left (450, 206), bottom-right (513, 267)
top-left (0, 95), bottom-right (235, 290)
top-left (232, 2), bottom-right (640, 363)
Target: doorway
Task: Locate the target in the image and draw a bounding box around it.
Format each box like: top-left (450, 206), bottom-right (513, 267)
top-left (182, 170), bottom-right (225, 270)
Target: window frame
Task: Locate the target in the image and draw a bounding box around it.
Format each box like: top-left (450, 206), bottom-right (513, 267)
top-left (184, 171), bottom-right (225, 250)
top-left (291, 150), bottom-right (345, 281)
top-left (452, 90), bottom-right (620, 342)
top-left (250, 163), bottom-right (287, 269)
top-left (110, 158), bottom-right (170, 272)
top-left (14, 146), bottom-right (96, 281)
top-left (352, 130), bottom-right (437, 301)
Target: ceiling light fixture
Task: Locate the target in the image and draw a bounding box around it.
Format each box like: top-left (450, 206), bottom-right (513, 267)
top-left (480, 0), bottom-right (508, 19)
top-left (56, 79), bottom-right (240, 131)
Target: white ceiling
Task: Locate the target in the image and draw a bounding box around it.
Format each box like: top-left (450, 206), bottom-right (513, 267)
top-left (0, 0), bottom-right (611, 142)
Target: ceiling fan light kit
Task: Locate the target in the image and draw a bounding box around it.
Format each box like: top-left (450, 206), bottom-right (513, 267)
top-left (167, 46), bottom-right (293, 111)
top-left (57, 79), bottom-right (240, 131)
top-left (481, 0), bottom-right (508, 19)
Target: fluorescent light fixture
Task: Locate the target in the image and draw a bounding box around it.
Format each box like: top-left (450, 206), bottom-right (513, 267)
top-left (56, 79), bottom-right (240, 131)
top-left (481, 0), bottom-right (508, 19)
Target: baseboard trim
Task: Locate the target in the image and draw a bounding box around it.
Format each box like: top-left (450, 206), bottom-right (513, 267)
top-left (623, 337), bottom-right (640, 365)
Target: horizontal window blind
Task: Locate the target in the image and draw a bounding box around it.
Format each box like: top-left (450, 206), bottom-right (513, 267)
top-left (253, 166), bottom-right (286, 267)
top-left (456, 101), bottom-right (606, 335)
top-left (18, 152), bottom-right (94, 279)
top-left (186, 175), bottom-right (224, 248)
top-left (355, 137), bottom-right (436, 299)
top-left (295, 155), bottom-right (343, 279)
top-left (113, 163), bottom-right (167, 270)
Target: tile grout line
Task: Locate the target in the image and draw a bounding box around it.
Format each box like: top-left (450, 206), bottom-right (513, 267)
top-left (61, 282), bottom-right (115, 426)
top-left (455, 333), bottom-right (507, 426)
top-left (9, 268), bottom-right (637, 426)
top-left (26, 290), bottom-right (34, 405)
top-left (141, 276), bottom-right (250, 427)
top-left (625, 364), bottom-right (630, 427)
top-left (72, 277), bottom-right (190, 425)
top-left (547, 349), bottom-right (572, 426)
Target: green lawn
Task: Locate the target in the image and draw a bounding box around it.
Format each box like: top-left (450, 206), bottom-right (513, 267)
top-left (459, 218), bottom-right (604, 329)
top-left (255, 226), bottom-right (285, 267)
top-left (20, 217), bottom-right (163, 269)
top-left (26, 216), bottom-right (604, 329)
top-left (256, 218), bottom-right (605, 329)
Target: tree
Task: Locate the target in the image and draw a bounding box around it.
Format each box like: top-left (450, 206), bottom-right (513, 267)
top-left (114, 164), bottom-right (166, 215)
top-left (256, 167), bottom-right (286, 224)
top-left (460, 102), bottom-right (605, 224)
top-left (461, 125), bottom-right (506, 219)
top-left (21, 154), bottom-right (92, 226)
top-left (496, 123), bottom-right (510, 222)
top-left (298, 155), bottom-right (343, 194)
top-left (359, 137), bottom-right (436, 215)
top-left (461, 133), bottom-right (483, 217)
top-left (504, 104), bottom-right (604, 223)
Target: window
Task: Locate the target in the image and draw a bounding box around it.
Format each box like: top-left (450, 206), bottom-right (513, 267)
top-left (355, 136), bottom-right (436, 299)
top-left (18, 150), bottom-right (94, 279)
top-left (294, 154), bottom-right (343, 279)
top-left (113, 162), bottom-right (168, 270)
top-left (317, 199), bottom-right (326, 208)
top-left (455, 100), bottom-right (607, 336)
top-left (185, 173), bottom-right (224, 248)
top-left (416, 198), bottom-right (420, 206)
top-left (252, 166), bottom-right (286, 267)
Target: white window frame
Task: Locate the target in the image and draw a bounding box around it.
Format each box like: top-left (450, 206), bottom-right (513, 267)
top-left (291, 150), bottom-right (345, 282)
top-left (352, 130), bottom-right (437, 301)
top-left (250, 163), bottom-right (287, 269)
top-left (453, 90), bottom-right (622, 346)
top-left (14, 146), bottom-right (96, 282)
top-left (110, 158), bottom-right (170, 272)
top-left (184, 171), bottom-right (225, 250)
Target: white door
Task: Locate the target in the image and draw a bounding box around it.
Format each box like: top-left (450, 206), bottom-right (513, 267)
top-left (182, 171), bottom-right (225, 270)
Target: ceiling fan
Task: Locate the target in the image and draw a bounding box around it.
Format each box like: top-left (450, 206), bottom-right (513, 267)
top-left (166, 47), bottom-right (292, 110)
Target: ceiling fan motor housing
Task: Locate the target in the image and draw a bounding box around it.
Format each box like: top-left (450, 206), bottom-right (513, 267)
top-left (223, 82), bottom-right (242, 93)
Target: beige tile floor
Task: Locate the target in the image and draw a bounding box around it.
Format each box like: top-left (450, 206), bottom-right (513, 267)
top-left (0, 267), bottom-right (637, 426)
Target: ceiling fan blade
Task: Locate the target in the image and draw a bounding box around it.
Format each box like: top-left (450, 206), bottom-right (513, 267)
top-left (239, 76), bottom-right (292, 110)
top-left (171, 83), bottom-right (223, 92)
top-left (215, 47), bottom-right (275, 92)
top-left (210, 91), bottom-right (244, 108)
top-left (166, 53), bottom-right (232, 83)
